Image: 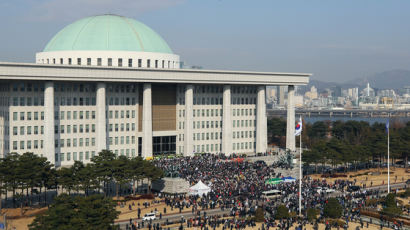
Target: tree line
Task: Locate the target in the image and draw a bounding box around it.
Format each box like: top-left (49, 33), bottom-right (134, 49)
top-left (0, 150), bottom-right (164, 209)
top-left (268, 117), bottom-right (410, 168)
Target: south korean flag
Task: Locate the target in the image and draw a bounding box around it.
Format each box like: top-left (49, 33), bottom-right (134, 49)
top-left (294, 117), bottom-right (302, 136)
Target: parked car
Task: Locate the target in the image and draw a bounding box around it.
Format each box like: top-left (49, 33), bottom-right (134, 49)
top-left (143, 213), bottom-right (156, 221)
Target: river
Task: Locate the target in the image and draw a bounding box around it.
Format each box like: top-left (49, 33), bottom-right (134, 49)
top-left (303, 116), bottom-right (410, 124)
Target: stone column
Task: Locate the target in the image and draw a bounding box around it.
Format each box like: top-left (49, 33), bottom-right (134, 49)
top-left (256, 86), bottom-right (267, 153)
top-left (184, 84), bottom-right (194, 156)
top-left (222, 85), bottom-right (232, 155)
top-left (142, 83), bottom-right (153, 158)
top-left (286, 85), bottom-right (296, 151)
top-left (44, 81), bottom-right (55, 165)
top-left (96, 82), bottom-right (107, 152)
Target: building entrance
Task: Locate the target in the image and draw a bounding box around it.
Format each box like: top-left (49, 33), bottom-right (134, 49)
top-left (153, 136), bottom-right (176, 155)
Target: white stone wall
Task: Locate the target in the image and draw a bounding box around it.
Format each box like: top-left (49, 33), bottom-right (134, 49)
top-left (0, 83), bottom-right (10, 158)
top-left (231, 86), bottom-right (257, 154)
top-left (106, 83), bottom-right (140, 159)
top-left (178, 85), bottom-right (259, 155)
top-left (8, 82), bottom-right (45, 158)
top-left (176, 85), bottom-right (185, 155)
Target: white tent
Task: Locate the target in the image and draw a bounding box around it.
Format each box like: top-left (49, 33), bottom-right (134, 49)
top-left (188, 180), bottom-right (211, 196)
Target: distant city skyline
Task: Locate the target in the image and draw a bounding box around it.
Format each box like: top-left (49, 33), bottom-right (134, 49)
top-left (1, 0), bottom-right (410, 82)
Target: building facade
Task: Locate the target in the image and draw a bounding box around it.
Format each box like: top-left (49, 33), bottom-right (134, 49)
top-left (0, 15), bottom-right (309, 167)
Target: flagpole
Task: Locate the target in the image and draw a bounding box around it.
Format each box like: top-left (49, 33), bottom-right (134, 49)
top-left (299, 116), bottom-right (302, 216)
top-left (387, 120), bottom-right (390, 193)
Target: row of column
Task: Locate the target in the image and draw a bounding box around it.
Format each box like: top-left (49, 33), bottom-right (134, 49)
top-left (44, 81), bottom-right (154, 165)
top-left (44, 81), bottom-right (294, 165)
top-left (183, 84), bottom-right (268, 156)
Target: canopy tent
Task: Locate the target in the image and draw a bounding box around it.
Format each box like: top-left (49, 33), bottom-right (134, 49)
top-left (281, 176), bottom-right (296, 183)
top-left (265, 178), bottom-right (282, 185)
top-left (188, 180), bottom-right (211, 196)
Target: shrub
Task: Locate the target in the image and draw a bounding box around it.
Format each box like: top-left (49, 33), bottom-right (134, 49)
top-left (381, 193), bottom-right (402, 217)
top-left (323, 198), bottom-right (342, 219)
top-left (275, 205), bottom-right (290, 219)
top-left (254, 207), bottom-right (265, 222)
top-left (307, 208), bottom-right (319, 222)
top-left (399, 188), bottom-right (410, 198)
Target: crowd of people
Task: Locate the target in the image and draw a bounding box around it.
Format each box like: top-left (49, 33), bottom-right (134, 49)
top-left (123, 153), bottom-right (407, 229)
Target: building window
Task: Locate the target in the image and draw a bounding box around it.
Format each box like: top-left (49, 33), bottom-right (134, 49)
top-left (108, 58), bottom-right (112, 66)
top-left (118, 58), bottom-right (122, 67)
top-left (147, 59), bottom-right (150, 68)
top-left (138, 59), bottom-right (142, 67)
top-left (87, 58), bottom-right (91, 66)
top-left (97, 58), bottom-right (102, 66)
top-left (68, 58), bottom-right (72, 65)
top-left (155, 60), bottom-right (158, 68)
top-left (128, 58), bottom-right (132, 67)
top-left (60, 58), bottom-right (63, 64)
top-left (77, 58), bottom-right (81, 65)
top-left (162, 60), bottom-right (165, 68)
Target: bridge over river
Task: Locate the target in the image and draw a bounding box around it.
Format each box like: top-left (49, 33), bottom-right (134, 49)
top-left (268, 109), bottom-right (410, 118)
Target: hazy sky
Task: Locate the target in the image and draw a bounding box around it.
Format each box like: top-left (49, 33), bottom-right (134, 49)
top-left (1, 0), bottom-right (410, 82)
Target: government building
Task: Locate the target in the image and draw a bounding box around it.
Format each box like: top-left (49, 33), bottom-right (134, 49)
top-left (0, 15), bottom-right (310, 167)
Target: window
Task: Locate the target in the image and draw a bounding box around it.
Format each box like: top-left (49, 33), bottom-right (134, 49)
top-left (60, 58), bottom-right (63, 64)
top-left (138, 59), bottom-right (142, 67)
top-left (97, 58), bottom-right (102, 66)
top-left (13, 112), bottom-right (17, 121)
top-left (155, 60), bottom-right (158, 68)
top-left (147, 59), bottom-right (150, 68)
top-left (20, 112), bottom-right (25, 120)
top-left (108, 58), bottom-right (112, 66)
top-left (128, 58), bottom-right (132, 67)
top-left (118, 58), bottom-right (122, 67)
top-left (77, 58), bottom-right (81, 65)
top-left (87, 58), bottom-right (91, 66)
top-left (68, 58), bottom-right (72, 65)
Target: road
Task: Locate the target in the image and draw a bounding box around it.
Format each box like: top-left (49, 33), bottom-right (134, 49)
top-left (115, 208), bottom-right (231, 229)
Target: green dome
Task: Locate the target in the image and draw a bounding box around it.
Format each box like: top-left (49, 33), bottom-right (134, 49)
top-left (43, 15), bottom-right (173, 54)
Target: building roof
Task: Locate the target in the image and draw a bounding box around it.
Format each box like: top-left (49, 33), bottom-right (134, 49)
top-left (0, 62), bottom-right (311, 85)
top-left (43, 14), bottom-right (173, 54)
